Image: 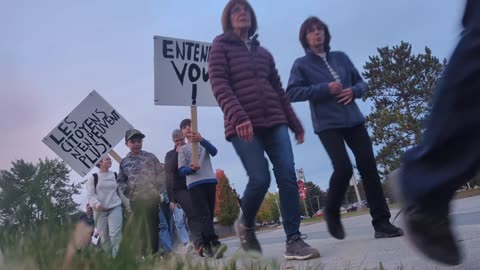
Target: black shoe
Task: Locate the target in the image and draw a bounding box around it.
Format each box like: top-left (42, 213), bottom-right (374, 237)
top-left (403, 206), bottom-right (461, 265)
top-left (374, 222), bottom-right (404, 238)
top-left (234, 216), bottom-right (262, 254)
top-left (202, 244), bottom-right (214, 258)
top-left (389, 169), bottom-right (461, 265)
top-left (323, 209), bottom-right (345, 239)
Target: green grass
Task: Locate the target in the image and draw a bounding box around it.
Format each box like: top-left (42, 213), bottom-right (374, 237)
top-left (0, 223), bottom-right (411, 270)
top-left (0, 223), bottom-right (311, 270)
top-left (4, 192), bottom-right (479, 270)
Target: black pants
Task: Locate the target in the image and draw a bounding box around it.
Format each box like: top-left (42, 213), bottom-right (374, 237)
top-left (319, 124), bottom-right (391, 229)
top-left (400, 0), bottom-right (480, 208)
top-left (128, 200), bottom-right (160, 255)
top-left (189, 183), bottom-right (218, 248)
top-left (175, 188), bottom-right (195, 240)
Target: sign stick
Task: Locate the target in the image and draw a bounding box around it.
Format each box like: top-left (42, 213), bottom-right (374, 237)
top-left (109, 149), bottom-right (122, 163)
top-left (191, 84), bottom-right (199, 164)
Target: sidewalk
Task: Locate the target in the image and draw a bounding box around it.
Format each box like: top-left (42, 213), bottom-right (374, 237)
top-left (219, 196), bottom-right (480, 270)
top-left (276, 223), bottom-right (480, 270)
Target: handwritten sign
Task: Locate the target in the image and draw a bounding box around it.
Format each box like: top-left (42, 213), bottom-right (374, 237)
top-left (43, 91), bottom-right (133, 176)
top-left (153, 35), bottom-right (218, 107)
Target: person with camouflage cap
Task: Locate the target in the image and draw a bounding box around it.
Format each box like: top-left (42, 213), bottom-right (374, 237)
top-left (117, 128), bottom-right (170, 255)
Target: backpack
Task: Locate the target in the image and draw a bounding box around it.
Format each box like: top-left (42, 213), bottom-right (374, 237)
top-left (93, 172), bottom-right (118, 194)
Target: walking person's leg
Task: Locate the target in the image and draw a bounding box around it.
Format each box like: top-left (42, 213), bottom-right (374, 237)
top-left (318, 128), bottom-right (353, 239)
top-left (122, 201), bottom-right (149, 256)
top-left (231, 134), bottom-right (271, 253)
top-left (94, 210), bottom-right (110, 254)
top-left (161, 201), bottom-right (178, 246)
top-left (176, 189), bottom-right (195, 238)
top-left (158, 205), bottom-right (173, 253)
top-left (189, 184), bottom-right (213, 256)
top-left (107, 205), bottom-right (123, 257)
top-left (146, 203), bottom-right (160, 255)
top-left (265, 125), bottom-right (319, 260)
top-left (173, 206), bottom-right (190, 245)
top-left (176, 189), bottom-right (195, 253)
top-left (344, 124), bottom-right (402, 238)
top-left (398, 0), bottom-right (480, 265)
top-left (203, 183), bottom-right (227, 259)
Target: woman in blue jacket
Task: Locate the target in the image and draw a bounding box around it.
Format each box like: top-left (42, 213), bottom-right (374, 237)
top-left (286, 16), bottom-right (403, 240)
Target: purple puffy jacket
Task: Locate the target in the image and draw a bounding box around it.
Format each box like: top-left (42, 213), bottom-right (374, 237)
top-left (208, 32), bottom-right (304, 140)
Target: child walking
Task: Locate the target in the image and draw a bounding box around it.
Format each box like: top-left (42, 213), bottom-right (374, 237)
top-left (178, 119), bottom-right (227, 259)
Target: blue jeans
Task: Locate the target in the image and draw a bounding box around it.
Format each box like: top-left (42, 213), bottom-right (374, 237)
top-left (231, 125), bottom-right (301, 240)
top-left (172, 205), bottom-right (190, 245)
top-left (400, 0), bottom-right (480, 207)
top-left (158, 205), bottom-right (173, 252)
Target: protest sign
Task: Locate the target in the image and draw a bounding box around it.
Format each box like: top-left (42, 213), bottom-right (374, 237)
top-left (43, 91), bottom-right (133, 176)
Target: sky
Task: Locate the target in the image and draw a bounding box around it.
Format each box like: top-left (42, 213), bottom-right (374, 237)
top-left (1, 0), bottom-right (465, 208)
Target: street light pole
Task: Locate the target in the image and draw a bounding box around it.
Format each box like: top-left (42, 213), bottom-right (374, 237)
top-left (303, 196), bottom-right (309, 217)
top-left (276, 189), bottom-right (282, 223)
top-left (351, 174), bottom-right (362, 207)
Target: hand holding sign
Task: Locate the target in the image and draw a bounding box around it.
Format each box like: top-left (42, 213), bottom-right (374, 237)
top-left (190, 164), bottom-right (200, 171)
top-left (188, 131), bottom-right (203, 143)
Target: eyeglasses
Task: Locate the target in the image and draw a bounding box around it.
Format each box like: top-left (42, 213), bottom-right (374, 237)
top-left (231, 5), bottom-right (248, 15)
top-left (129, 138), bottom-right (143, 144)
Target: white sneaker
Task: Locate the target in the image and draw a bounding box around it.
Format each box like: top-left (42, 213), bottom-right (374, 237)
top-left (183, 242), bottom-right (194, 254)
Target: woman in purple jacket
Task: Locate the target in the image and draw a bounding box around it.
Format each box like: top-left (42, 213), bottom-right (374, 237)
top-left (286, 17), bottom-right (403, 240)
top-left (208, 0), bottom-right (319, 261)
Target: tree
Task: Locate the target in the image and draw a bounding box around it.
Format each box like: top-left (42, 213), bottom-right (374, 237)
top-left (0, 158), bottom-right (81, 230)
top-left (214, 169), bottom-right (240, 226)
top-left (362, 41), bottom-right (447, 176)
top-left (304, 182), bottom-right (326, 215)
top-left (256, 192), bottom-right (280, 223)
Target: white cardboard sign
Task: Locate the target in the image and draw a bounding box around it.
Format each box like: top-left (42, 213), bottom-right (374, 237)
top-left (154, 35), bottom-right (218, 107)
top-left (43, 91), bottom-right (133, 176)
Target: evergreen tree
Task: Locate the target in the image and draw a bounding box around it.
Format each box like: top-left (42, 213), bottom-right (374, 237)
top-left (362, 41), bottom-right (447, 175)
top-left (0, 158), bottom-right (81, 230)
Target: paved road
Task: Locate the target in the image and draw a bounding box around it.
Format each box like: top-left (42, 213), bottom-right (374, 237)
top-left (220, 196), bottom-right (480, 270)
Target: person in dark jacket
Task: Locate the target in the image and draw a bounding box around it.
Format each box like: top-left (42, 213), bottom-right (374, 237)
top-left (394, 0), bottom-right (480, 265)
top-left (164, 129), bottom-right (193, 250)
top-left (208, 0), bottom-right (319, 260)
top-left (79, 203), bottom-right (96, 247)
top-left (286, 17), bottom-right (403, 240)
top-left (79, 203), bottom-right (95, 228)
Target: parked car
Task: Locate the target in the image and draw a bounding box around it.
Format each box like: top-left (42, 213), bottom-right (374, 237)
top-left (361, 200), bottom-right (369, 208)
top-left (313, 209), bottom-right (323, 218)
top-left (346, 204), bottom-right (357, 212)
